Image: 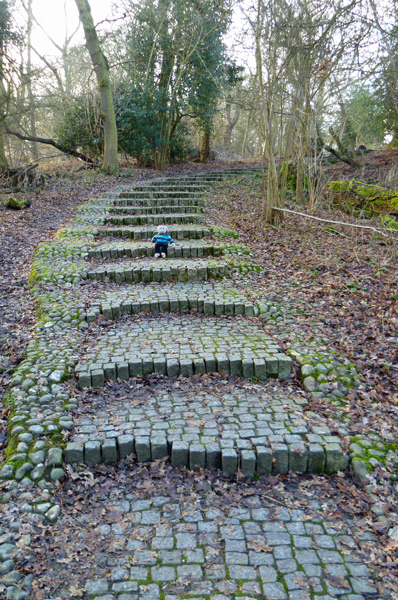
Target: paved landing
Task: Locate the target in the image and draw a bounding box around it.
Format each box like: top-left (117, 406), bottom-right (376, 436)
top-left (76, 314), bottom-right (291, 384)
top-left (80, 493), bottom-right (376, 600)
top-left (68, 380), bottom-right (344, 476)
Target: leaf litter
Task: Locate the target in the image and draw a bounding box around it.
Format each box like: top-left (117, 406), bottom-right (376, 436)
top-left (0, 158), bottom-right (398, 596)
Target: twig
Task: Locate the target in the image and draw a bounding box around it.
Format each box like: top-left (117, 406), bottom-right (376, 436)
top-left (260, 494), bottom-right (288, 507)
top-left (49, 582), bottom-right (62, 596)
top-left (326, 229), bottom-right (348, 238)
top-left (272, 207), bottom-right (397, 238)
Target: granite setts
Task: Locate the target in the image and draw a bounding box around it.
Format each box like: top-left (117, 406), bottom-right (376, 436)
top-left (66, 386), bottom-right (346, 474)
top-left (0, 483), bottom-right (382, 600)
top-left (85, 282), bottom-right (257, 322)
top-left (79, 496), bottom-right (379, 600)
top-left (2, 167), bottom-right (390, 488)
top-left (75, 314), bottom-right (292, 387)
top-left (85, 258), bottom-right (230, 283)
top-left (105, 212), bottom-right (205, 226)
top-left (0, 169), bottom-right (392, 598)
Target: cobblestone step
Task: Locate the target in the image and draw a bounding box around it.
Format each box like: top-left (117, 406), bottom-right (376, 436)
top-left (85, 258), bottom-right (229, 283)
top-left (100, 225), bottom-right (212, 240)
top-left (132, 183), bottom-right (209, 192)
top-left (105, 213), bottom-right (204, 226)
top-left (75, 314), bottom-right (292, 388)
top-left (66, 385), bottom-right (346, 475)
top-left (84, 282), bottom-right (257, 322)
top-left (119, 190), bottom-right (204, 199)
top-left (66, 434), bottom-right (343, 475)
top-left (149, 169), bottom-right (261, 183)
top-left (145, 180), bottom-right (215, 186)
top-left (110, 204), bottom-right (204, 215)
top-left (113, 197), bottom-right (205, 207)
top-left (87, 241), bottom-right (237, 259)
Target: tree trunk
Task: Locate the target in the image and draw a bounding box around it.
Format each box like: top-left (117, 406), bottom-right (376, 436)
top-left (255, 0), bottom-right (282, 227)
top-left (241, 109), bottom-right (252, 156)
top-left (154, 0), bottom-right (175, 170)
top-left (0, 122), bottom-right (8, 168)
top-left (200, 129), bottom-right (210, 162)
top-left (224, 96), bottom-right (240, 149)
top-left (27, 0), bottom-right (39, 161)
top-left (224, 119), bottom-right (234, 149)
top-left (0, 74), bottom-right (7, 168)
top-left (0, 16), bottom-right (8, 168)
top-left (74, 0), bottom-right (118, 175)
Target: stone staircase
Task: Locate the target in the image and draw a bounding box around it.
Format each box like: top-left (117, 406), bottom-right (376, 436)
top-left (0, 169), bottom-right (383, 600)
top-left (1, 167), bottom-right (348, 484)
top-left (58, 170), bottom-right (346, 477)
top-left (74, 173), bottom-right (292, 388)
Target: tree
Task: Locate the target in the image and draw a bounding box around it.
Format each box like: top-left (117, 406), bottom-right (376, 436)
top-left (115, 83), bottom-right (189, 165)
top-left (120, 0), bottom-right (231, 168)
top-left (28, 0), bottom-right (81, 106)
top-left (223, 64), bottom-right (244, 150)
top-left (55, 92), bottom-right (104, 159)
top-left (26, 0), bottom-right (38, 160)
top-left (0, 0), bottom-right (13, 167)
top-left (74, 0), bottom-right (118, 174)
top-left (249, 0), bottom-right (366, 223)
top-left (332, 84), bottom-right (384, 149)
top-left (364, 0), bottom-right (398, 145)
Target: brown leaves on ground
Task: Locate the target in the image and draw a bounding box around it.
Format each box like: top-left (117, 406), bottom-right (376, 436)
top-left (205, 167), bottom-right (397, 405)
top-left (1, 156), bottom-right (398, 596)
top-left (2, 461), bottom-right (397, 599)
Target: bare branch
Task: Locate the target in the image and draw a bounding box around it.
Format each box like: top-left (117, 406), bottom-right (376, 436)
top-left (5, 128), bottom-right (98, 165)
top-left (272, 207), bottom-right (396, 238)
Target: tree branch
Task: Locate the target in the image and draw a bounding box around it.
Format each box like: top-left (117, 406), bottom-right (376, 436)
top-left (316, 123), bottom-right (359, 167)
top-left (271, 207), bottom-right (395, 238)
top-left (31, 47), bottom-right (66, 98)
top-left (5, 129), bottom-right (98, 165)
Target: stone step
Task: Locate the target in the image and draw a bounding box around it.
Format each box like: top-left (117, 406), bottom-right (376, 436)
top-left (88, 241), bottom-right (233, 260)
top-left (132, 184), bottom-right (209, 192)
top-left (150, 169), bottom-right (261, 183)
top-left (119, 190), bottom-right (204, 199)
top-left (99, 225), bottom-right (212, 240)
top-left (110, 205), bottom-right (204, 215)
top-left (85, 259), bottom-right (229, 284)
top-left (105, 213), bottom-right (204, 226)
top-left (151, 170), bottom-right (261, 183)
top-left (113, 197), bottom-right (205, 207)
top-left (66, 429), bottom-right (344, 474)
top-left (84, 282), bottom-right (257, 323)
top-left (76, 314), bottom-right (292, 389)
top-left (68, 358), bottom-right (345, 477)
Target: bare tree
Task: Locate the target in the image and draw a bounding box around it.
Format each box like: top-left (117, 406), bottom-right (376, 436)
top-left (26, 0), bottom-right (38, 160)
top-left (248, 0), bottom-right (366, 224)
top-left (26, 0), bottom-right (81, 104)
top-left (0, 0), bottom-right (12, 167)
top-left (74, 0), bottom-right (118, 174)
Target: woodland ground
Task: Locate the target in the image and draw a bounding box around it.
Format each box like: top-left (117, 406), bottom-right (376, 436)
top-left (0, 153), bottom-right (397, 597)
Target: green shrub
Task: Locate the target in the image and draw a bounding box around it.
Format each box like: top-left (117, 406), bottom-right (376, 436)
top-left (55, 94), bottom-right (104, 158)
top-left (115, 84), bottom-right (189, 164)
